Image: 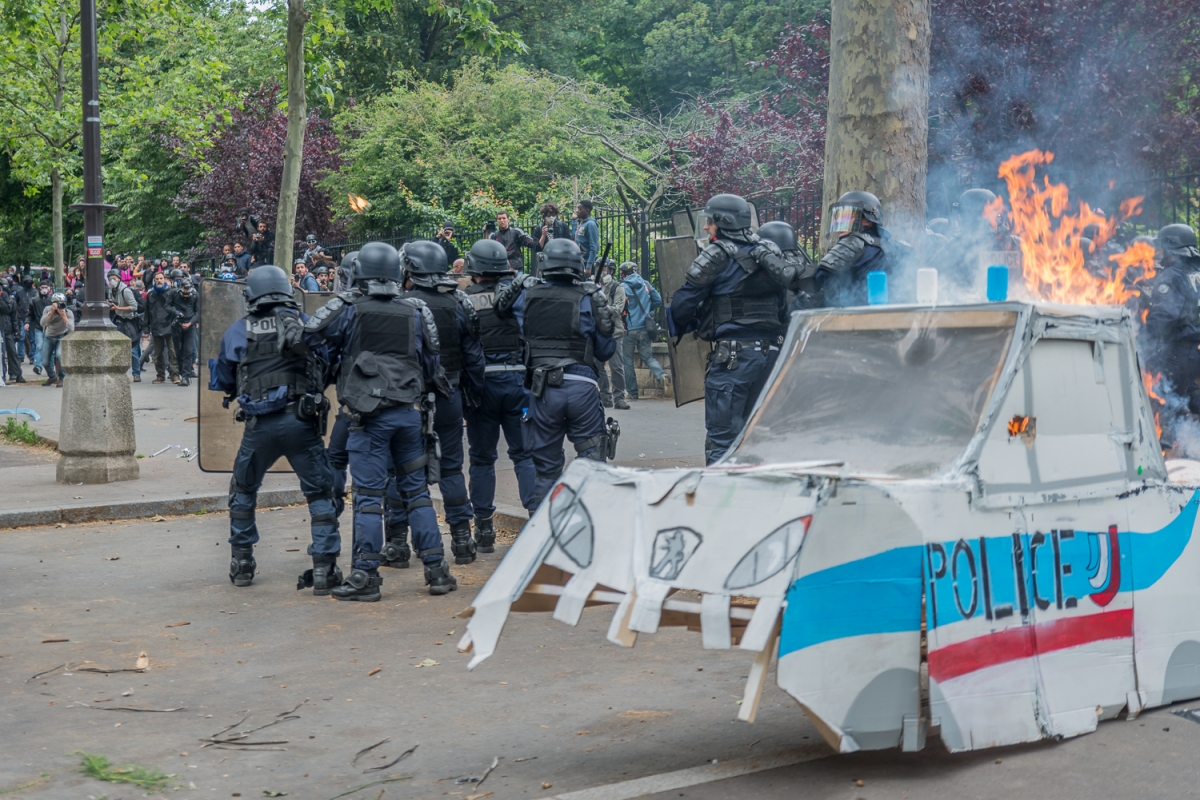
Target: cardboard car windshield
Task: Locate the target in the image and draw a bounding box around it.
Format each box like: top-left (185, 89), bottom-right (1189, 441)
top-left (462, 302), bottom-right (1200, 754)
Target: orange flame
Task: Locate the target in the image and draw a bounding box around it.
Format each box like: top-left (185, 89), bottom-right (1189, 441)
top-left (995, 150), bottom-right (1152, 305)
top-left (1142, 370), bottom-right (1165, 443)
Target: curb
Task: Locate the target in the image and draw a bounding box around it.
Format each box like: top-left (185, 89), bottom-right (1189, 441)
top-left (0, 487), bottom-right (532, 531)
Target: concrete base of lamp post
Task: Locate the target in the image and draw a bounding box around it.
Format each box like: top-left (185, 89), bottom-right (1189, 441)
top-left (56, 329), bottom-right (139, 484)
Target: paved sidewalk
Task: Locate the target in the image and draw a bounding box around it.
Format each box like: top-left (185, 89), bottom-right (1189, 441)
top-left (1, 380), bottom-right (705, 526)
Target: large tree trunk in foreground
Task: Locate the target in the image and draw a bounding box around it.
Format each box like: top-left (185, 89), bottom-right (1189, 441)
top-left (274, 0), bottom-right (309, 271)
top-left (821, 0), bottom-right (930, 252)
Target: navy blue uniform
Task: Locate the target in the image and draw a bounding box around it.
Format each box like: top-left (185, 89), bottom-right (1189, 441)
top-left (1145, 260), bottom-right (1200, 407)
top-left (501, 277), bottom-right (616, 507)
top-left (386, 291), bottom-right (485, 531)
top-left (302, 298), bottom-right (443, 571)
top-left (209, 311), bottom-right (340, 557)
top-left (669, 239), bottom-right (786, 464)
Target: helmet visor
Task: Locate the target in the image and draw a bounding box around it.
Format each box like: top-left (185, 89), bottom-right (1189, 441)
top-left (827, 204), bottom-right (864, 237)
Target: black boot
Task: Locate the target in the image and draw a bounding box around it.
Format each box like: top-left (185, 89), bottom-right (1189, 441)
top-left (297, 555), bottom-right (343, 596)
top-left (229, 547), bottom-right (256, 587)
top-left (331, 568), bottom-right (382, 602)
top-left (380, 524), bottom-right (411, 569)
top-left (450, 520), bottom-right (476, 565)
top-left (474, 515), bottom-right (496, 554)
top-left (424, 559), bottom-right (458, 596)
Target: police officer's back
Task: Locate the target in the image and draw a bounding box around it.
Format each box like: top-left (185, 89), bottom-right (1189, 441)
top-left (387, 241), bottom-right (485, 569)
top-left (462, 238), bottom-right (538, 545)
top-left (667, 193), bottom-right (792, 464)
top-left (494, 238), bottom-right (617, 508)
top-left (280, 242), bottom-right (452, 600)
top-left (208, 265), bottom-right (341, 595)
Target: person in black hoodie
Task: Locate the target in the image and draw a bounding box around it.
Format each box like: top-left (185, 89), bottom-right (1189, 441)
top-left (0, 281), bottom-right (24, 382)
top-left (25, 280), bottom-right (53, 375)
top-left (170, 278), bottom-right (199, 386)
top-left (146, 270), bottom-right (179, 383)
top-left (14, 276), bottom-right (35, 364)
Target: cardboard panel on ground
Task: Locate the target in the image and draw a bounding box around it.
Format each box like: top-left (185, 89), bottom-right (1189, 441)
top-left (197, 280), bottom-right (338, 472)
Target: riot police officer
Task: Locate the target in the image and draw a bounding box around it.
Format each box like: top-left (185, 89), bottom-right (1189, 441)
top-left (667, 193), bottom-right (792, 465)
top-left (757, 220), bottom-right (817, 310)
top-left (935, 188), bottom-right (1020, 291)
top-left (462, 239), bottom-right (538, 549)
top-left (380, 241), bottom-right (485, 569)
top-left (280, 242), bottom-right (453, 599)
top-left (815, 191), bottom-right (911, 306)
top-left (494, 238), bottom-right (617, 509)
top-left (1144, 224), bottom-right (1200, 417)
top-left (208, 265), bottom-right (341, 594)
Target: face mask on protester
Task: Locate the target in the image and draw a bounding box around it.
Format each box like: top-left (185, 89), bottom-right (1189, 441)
top-left (601, 274), bottom-right (613, 285)
top-left (108, 277), bottom-right (119, 288)
top-left (153, 283), bottom-right (167, 294)
top-left (39, 286), bottom-right (50, 295)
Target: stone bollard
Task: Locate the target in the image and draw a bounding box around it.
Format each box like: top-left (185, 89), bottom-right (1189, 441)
top-left (56, 330), bottom-right (139, 484)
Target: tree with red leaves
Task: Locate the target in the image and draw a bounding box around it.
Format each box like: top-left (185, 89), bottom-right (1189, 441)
top-left (669, 20), bottom-right (829, 205)
top-left (930, 0), bottom-right (1200, 185)
top-left (174, 84), bottom-right (344, 256)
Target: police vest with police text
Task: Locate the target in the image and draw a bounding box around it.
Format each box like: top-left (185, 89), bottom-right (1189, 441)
top-left (465, 281), bottom-right (522, 361)
top-left (237, 310), bottom-right (310, 402)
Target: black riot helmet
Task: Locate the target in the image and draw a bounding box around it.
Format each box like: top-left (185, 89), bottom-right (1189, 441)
top-left (704, 194), bottom-right (754, 238)
top-left (338, 250), bottom-right (359, 285)
top-left (955, 188), bottom-right (1000, 236)
top-left (538, 237), bottom-right (585, 279)
top-left (244, 265), bottom-right (296, 312)
top-left (402, 240), bottom-right (451, 288)
top-left (1157, 224), bottom-right (1199, 262)
top-left (827, 191), bottom-right (883, 238)
top-left (353, 242), bottom-right (402, 285)
top-left (464, 238), bottom-right (512, 276)
top-left (757, 220), bottom-right (798, 252)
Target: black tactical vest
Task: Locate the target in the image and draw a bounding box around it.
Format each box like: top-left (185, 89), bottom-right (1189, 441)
top-left (523, 282), bottom-right (588, 367)
top-left (412, 287), bottom-right (462, 381)
top-left (699, 244), bottom-right (786, 338)
top-left (465, 281), bottom-right (522, 360)
top-left (237, 310), bottom-right (309, 402)
top-left (337, 296), bottom-right (424, 415)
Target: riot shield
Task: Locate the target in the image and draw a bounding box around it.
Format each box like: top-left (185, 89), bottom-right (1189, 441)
top-left (198, 278), bottom-right (251, 472)
top-left (197, 282), bottom-right (339, 472)
top-left (655, 236), bottom-right (709, 407)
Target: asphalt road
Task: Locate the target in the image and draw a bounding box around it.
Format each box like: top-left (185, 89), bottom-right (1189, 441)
top-left (3, 510), bottom-right (1198, 799)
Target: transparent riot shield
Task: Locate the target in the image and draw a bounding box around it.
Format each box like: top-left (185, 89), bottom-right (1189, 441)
top-left (198, 282), bottom-right (339, 472)
top-left (655, 236), bottom-right (709, 407)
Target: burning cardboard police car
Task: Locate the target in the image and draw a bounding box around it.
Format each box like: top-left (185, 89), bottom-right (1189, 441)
top-left (460, 301), bottom-right (1200, 753)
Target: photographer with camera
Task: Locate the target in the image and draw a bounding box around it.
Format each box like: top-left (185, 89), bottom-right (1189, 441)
top-left (532, 203), bottom-right (570, 265)
top-left (236, 208), bottom-right (261, 240)
top-left (250, 220), bottom-right (273, 265)
top-left (436, 220), bottom-right (463, 268)
top-left (39, 291), bottom-right (74, 387)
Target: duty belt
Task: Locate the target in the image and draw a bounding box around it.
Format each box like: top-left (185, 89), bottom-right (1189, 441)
top-left (484, 364), bottom-right (526, 373)
top-left (715, 336), bottom-right (783, 352)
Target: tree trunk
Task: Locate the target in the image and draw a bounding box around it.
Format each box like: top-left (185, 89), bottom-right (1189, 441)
top-left (274, 0), bottom-right (309, 272)
top-left (51, 168), bottom-right (64, 287)
top-left (821, 0), bottom-right (930, 252)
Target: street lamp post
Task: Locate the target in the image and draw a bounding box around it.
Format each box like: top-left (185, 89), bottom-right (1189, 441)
top-left (56, 0), bottom-right (139, 484)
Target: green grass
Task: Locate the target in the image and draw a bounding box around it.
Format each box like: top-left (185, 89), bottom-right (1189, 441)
top-left (1, 418), bottom-right (42, 445)
top-left (77, 752), bottom-right (172, 792)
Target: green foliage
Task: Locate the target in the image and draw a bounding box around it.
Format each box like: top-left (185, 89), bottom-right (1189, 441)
top-left (1, 418), bottom-right (43, 446)
top-left (327, 62), bottom-right (622, 233)
top-left (77, 751), bottom-right (171, 792)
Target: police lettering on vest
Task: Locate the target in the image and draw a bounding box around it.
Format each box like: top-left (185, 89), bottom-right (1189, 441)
top-left (238, 310), bottom-right (310, 401)
top-left (465, 283), bottom-right (522, 360)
